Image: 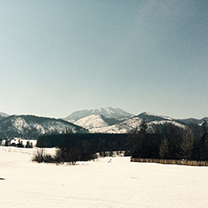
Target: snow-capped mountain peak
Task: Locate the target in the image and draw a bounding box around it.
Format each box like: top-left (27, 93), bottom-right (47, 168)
top-left (73, 111), bottom-right (190, 134)
top-left (65, 107), bottom-right (133, 122)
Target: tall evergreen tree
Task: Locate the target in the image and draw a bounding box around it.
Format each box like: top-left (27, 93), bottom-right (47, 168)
top-left (180, 127), bottom-right (194, 159)
top-left (159, 136), bottom-right (169, 159)
top-left (199, 121), bottom-right (208, 161)
top-left (139, 119), bottom-right (147, 133)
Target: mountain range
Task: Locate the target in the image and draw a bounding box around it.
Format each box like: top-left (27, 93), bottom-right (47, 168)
top-left (65, 108), bottom-right (208, 133)
top-left (0, 107), bottom-right (207, 138)
top-left (64, 107), bottom-right (133, 122)
top-left (73, 112), bottom-right (184, 133)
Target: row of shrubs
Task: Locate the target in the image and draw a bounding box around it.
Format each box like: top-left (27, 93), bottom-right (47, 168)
top-left (131, 157), bottom-right (208, 166)
top-left (32, 148), bottom-right (97, 165)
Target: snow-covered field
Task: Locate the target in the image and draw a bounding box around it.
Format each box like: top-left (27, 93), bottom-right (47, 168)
top-left (1, 147), bottom-right (208, 208)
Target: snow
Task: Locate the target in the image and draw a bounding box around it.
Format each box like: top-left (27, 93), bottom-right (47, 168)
top-left (66, 107), bottom-right (133, 122)
top-left (9, 138), bottom-right (37, 146)
top-left (89, 125), bottom-right (128, 133)
top-left (75, 115), bottom-right (109, 130)
top-left (0, 112), bottom-right (9, 117)
top-left (87, 117), bottom-right (142, 133)
top-left (141, 112), bottom-right (173, 120)
top-left (8, 116), bottom-right (82, 135)
top-left (1, 146), bottom-right (208, 207)
top-left (81, 116), bottom-right (185, 134)
top-left (149, 120), bottom-right (185, 128)
top-left (12, 118), bottom-right (30, 132)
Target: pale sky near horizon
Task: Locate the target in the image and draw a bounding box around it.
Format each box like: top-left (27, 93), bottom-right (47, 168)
top-left (0, 0), bottom-right (208, 119)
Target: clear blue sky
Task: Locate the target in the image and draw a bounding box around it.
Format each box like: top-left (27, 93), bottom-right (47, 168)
top-left (0, 0), bottom-right (207, 119)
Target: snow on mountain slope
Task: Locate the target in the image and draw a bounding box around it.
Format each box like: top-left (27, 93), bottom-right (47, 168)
top-left (0, 110), bottom-right (203, 136)
top-left (88, 117), bottom-right (142, 133)
top-left (148, 120), bottom-right (185, 129)
top-left (12, 117), bottom-right (30, 132)
top-left (0, 115), bottom-right (88, 138)
top-left (75, 115), bottom-right (109, 130)
top-left (90, 107), bottom-right (133, 119)
top-left (85, 114), bottom-right (186, 134)
top-left (65, 107), bottom-right (133, 122)
top-left (11, 117), bottom-right (68, 135)
top-left (67, 110), bottom-right (189, 134)
top-left (0, 112), bottom-right (9, 117)
top-left (137, 112), bottom-right (173, 122)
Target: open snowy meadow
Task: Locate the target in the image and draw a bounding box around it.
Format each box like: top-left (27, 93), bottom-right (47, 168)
top-left (1, 147), bottom-right (208, 208)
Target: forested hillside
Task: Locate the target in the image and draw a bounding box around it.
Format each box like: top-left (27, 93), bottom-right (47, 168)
top-left (36, 120), bottom-right (208, 162)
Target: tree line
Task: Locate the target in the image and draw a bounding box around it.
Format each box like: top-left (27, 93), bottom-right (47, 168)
top-left (131, 120), bottom-right (208, 161)
top-left (34, 119), bottom-right (208, 163)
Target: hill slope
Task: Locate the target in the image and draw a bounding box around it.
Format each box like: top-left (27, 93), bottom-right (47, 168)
top-left (75, 112), bottom-right (192, 133)
top-left (0, 115), bottom-right (88, 138)
top-left (0, 112), bottom-right (9, 117)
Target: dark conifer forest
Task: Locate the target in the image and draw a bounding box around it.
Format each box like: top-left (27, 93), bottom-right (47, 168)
top-left (35, 120), bottom-right (208, 163)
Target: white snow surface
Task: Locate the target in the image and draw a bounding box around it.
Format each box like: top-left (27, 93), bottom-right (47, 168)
top-left (143, 112), bottom-right (173, 120)
top-left (75, 115), bottom-right (109, 130)
top-left (0, 112), bottom-right (9, 117)
top-left (10, 117), bottom-right (80, 135)
top-left (1, 146), bottom-right (208, 208)
top-left (149, 120), bottom-right (185, 129)
top-left (12, 118), bottom-right (30, 132)
top-left (66, 107), bottom-right (133, 122)
top-left (80, 117), bottom-right (185, 133)
top-left (83, 117), bottom-right (142, 133)
top-left (8, 138), bottom-right (37, 146)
